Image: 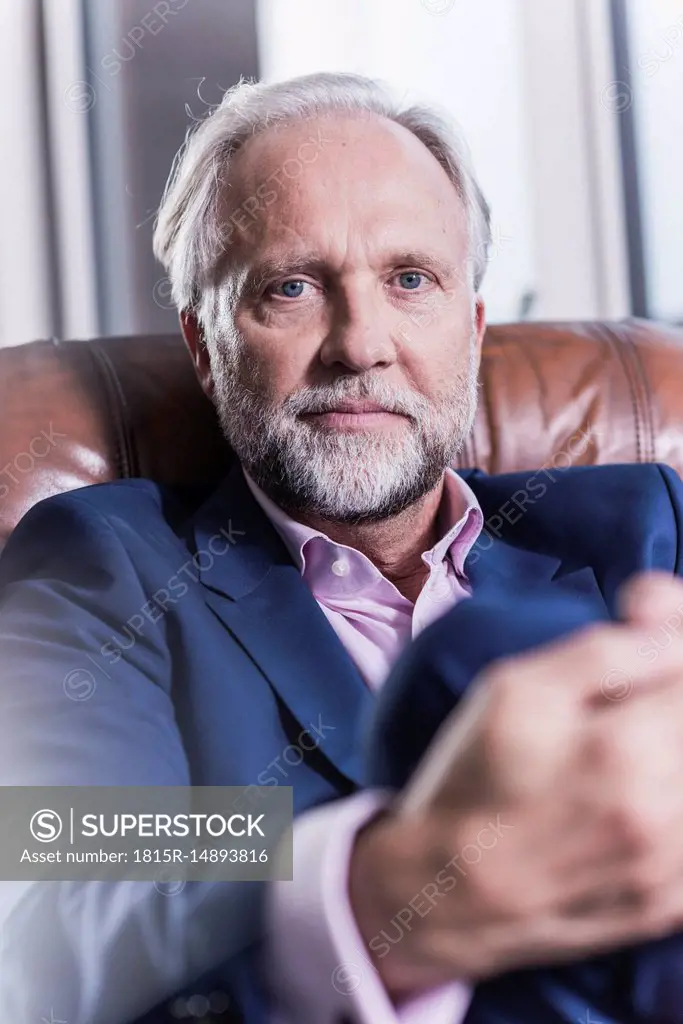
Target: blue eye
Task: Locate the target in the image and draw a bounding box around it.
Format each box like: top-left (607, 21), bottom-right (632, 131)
top-left (397, 272), bottom-right (425, 290)
top-left (276, 280), bottom-right (306, 298)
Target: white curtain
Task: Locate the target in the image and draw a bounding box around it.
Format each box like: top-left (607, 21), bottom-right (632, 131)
top-left (0, 0), bottom-right (98, 348)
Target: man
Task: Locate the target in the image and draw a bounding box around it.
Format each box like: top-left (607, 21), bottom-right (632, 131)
top-left (1, 70), bottom-right (683, 1024)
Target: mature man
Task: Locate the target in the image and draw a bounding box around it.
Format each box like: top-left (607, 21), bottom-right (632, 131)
top-left (2, 71), bottom-right (683, 1024)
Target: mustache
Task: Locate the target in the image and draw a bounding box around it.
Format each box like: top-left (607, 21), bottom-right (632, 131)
top-left (282, 376), bottom-right (430, 420)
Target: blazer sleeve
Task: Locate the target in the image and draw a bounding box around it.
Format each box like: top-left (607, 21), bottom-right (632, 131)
top-left (0, 493), bottom-right (262, 1024)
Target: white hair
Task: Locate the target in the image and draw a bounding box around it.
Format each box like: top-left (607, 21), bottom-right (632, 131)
top-left (153, 71), bottom-right (492, 322)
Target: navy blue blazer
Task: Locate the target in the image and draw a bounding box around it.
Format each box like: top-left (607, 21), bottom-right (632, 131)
top-left (0, 460), bottom-right (682, 1023)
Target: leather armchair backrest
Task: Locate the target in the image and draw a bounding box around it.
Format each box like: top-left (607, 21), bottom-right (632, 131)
top-left (1, 318), bottom-right (682, 548)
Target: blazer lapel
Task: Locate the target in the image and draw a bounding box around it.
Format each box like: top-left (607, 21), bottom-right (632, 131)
top-left (464, 526), bottom-right (608, 616)
top-left (458, 469), bottom-right (610, 615)
top-left (190, 463), bottom-right (372, 787)
top-left (465, 534), bottom-right (562, 593)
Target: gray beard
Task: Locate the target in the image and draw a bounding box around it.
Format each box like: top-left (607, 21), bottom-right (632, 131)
top-left (210, 340), bottom-right (479, 524)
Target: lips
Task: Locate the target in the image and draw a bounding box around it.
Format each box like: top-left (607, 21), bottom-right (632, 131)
top-left (304, 401), bottom-right (392, 415)
top-left (299, 404), bottom-right (409, 432)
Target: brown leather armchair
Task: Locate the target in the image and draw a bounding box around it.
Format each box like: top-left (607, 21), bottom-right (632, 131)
top-left (1, 317), bottom-right (683, 551)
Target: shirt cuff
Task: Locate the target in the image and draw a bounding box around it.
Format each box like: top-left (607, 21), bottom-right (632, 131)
top-left (266, 791), bottom-right (471, 1024)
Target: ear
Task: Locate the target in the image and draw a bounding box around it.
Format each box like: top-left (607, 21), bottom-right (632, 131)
top-left (473, 296), bottom-right (486, 357)
top-left (180, 309), bottom-right (214, 398)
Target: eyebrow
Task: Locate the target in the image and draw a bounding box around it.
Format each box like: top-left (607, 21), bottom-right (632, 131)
top-left (385, 251), bottom-right (460, 279)
top-left (239, 249), bottom-right (460, 296)
top-left (241, 254), bottom-right (328, 295)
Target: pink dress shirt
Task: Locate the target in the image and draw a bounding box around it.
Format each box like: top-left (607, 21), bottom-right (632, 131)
top-left (242, 466), bottom-right (484, 1024)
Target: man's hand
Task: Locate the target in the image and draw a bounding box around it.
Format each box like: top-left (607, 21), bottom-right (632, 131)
top-left (349, 572), bottom-right (683, 997)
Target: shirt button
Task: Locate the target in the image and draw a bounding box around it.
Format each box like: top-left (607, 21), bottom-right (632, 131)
top-left (331, 559), bottom-right (349, 577)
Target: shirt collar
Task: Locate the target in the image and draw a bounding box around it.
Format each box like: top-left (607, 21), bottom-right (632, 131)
top-left (241, 465), bottom-right (483, 579)
top-left (242, 468), bottom-right (328, 573)
top-left (432, 470), bottom-right (483, 576)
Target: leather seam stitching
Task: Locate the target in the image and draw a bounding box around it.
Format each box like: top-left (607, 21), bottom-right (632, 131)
top-left (627, 333), bottom-right (656, 462)
top-left (607, 326), bottom-right (644, 463)
top-left (87, 343), bottom-right (136, 479)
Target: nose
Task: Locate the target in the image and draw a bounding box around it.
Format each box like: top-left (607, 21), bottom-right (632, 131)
top-left (318, 287), bottom-right (397, 372)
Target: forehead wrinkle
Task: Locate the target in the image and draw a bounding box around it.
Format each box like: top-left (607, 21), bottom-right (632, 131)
top-left (227, 193), bottom-right (465, 269)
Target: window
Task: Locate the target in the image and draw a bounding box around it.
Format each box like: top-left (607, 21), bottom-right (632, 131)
top-left (614, 0), bottom-right (683, 322)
